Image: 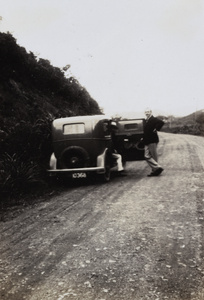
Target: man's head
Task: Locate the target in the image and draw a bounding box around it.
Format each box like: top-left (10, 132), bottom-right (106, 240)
top-left (111, 121), bottom-right (117, 127)
top-left (144, 108), bottom-right (152, 119)
top-left (110, 121), bottom-right (118, 133)
top-left (110, 121), bottom-right (118, 130)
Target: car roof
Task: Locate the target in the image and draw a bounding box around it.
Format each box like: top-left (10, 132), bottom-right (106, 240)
top-left (53, 114), bottom-right (111, 126)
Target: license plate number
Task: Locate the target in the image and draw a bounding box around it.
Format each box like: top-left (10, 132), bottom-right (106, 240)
top-left (72, 172), bottom-right (87, 179)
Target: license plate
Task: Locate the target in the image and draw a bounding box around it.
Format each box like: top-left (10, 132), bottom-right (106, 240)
top-left (72, 172), bottom-right (87, 179)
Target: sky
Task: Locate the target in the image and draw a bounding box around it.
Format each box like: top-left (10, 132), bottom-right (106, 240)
top-left (0, 0), bottom-right (204, 117)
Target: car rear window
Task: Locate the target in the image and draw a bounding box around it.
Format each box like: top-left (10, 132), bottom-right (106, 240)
top-left (124, 121), bottom-right (143, 132)
top-left (63, 123), bottom-right (85, 134)
top-left (124, 123), bottom-right (139, 130)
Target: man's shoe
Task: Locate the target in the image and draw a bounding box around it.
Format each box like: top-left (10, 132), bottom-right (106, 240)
top-left (153, 167), bottom-right (164, 176)
top-left (147, 172), bottom-right (155, 177)
top-left (147, 168), bottom-right (164, 177)
top-left (118, 171), bottom-right (127, 176)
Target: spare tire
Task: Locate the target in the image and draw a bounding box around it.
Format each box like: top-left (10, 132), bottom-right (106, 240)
top-left (60, 146), bottom-right (89, 169)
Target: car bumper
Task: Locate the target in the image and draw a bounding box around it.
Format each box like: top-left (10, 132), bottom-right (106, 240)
top-left (47, 166), bottom-right (105, 174)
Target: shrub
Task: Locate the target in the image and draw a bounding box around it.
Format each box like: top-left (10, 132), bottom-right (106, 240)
top-left (0, 32), bottom-right (102, 206)
top-left (0, 153), bottom-right (44, 203)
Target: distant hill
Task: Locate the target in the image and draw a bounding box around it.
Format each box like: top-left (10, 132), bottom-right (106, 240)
top-left (0, 32), bottom-right (101, 203)
top-left (161, 109), bottom-right (204, 135)
top-left (176, 109), bottom-right (204, 124)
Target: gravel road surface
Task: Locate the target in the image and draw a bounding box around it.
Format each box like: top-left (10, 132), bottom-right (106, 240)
top-left (1, 132), bottom-right (204, 300)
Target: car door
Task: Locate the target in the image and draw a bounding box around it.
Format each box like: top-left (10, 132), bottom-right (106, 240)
top-left (115, 119), bottom-right (145, 161)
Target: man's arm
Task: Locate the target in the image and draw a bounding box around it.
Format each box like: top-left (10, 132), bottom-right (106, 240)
top-left (155, 118), bottom-right (164, 131)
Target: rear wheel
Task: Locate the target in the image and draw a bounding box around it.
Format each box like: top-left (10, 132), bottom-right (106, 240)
top-left (60, 147), bottom-right (89, 169)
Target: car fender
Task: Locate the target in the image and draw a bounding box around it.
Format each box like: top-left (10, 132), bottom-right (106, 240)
top-left (96, 148), bottom-right (109, 173)
top-left (49, 153), bottom-right (57, 170)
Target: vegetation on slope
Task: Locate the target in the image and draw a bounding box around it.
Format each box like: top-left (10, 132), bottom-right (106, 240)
top-left (0, 32), bottom-right (101, 206)
top-left (159, 110), bottom-right (204, 136)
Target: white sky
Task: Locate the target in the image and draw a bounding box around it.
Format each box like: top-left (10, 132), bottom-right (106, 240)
top-left (1, 0), bottom-right (204, 117)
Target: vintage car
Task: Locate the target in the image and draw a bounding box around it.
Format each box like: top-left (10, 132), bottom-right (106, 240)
top-left (48, 115), bottom-right (145, 182)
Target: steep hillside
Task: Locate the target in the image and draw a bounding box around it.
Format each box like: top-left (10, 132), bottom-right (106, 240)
top-left (0, 32), bottom-right (101, 204)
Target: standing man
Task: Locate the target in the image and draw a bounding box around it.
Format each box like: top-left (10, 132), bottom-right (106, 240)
top-left (143, 108), bottom-right (164, 177)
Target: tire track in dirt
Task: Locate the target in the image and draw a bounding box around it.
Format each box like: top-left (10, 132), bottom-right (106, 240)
top-left (151, 134), bottom-right (204, 299)
top-left (0, 185), bottom-right (100, 252)
top-left (185, 136), bottom-right (204, 274)
top-left (0, 171), bottom-right (147, 299)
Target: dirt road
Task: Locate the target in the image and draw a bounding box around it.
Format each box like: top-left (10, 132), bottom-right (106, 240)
top-left (1, 132), bottom-right (204, 300)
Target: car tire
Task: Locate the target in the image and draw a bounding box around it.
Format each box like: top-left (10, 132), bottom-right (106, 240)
top-left (60, 146), bottom-right (89, 169)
